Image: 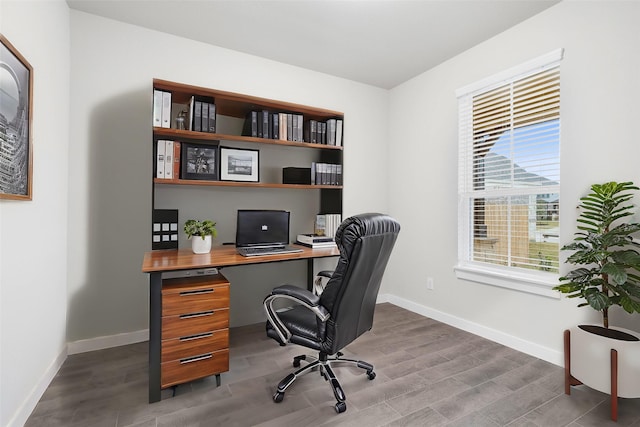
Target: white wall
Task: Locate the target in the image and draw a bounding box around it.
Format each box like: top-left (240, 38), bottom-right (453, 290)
top-left (386, 1), bottom-right (640, 365)
top-left (7, 1), bottom-right (640, 425)
top-left (0, 1), bottom-right (70, 426)
top-left (67, 10), bottom-right (390, 341)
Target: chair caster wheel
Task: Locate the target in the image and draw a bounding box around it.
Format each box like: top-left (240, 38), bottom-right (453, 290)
top-left (293, 355), bottom-right (305, 368)
top-left (367, 371), bottom-right (376, 380)
top-left (273, 391), bottom-right (284, 403)
top-left (335, 401), bottom-right (347, 413)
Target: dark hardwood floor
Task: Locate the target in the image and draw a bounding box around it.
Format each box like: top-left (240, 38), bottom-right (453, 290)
top-left (25, 303), bottom-right (640, 426)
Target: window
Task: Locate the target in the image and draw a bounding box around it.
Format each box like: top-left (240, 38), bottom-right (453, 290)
top-left (455, 50), bottom-right (563, 297)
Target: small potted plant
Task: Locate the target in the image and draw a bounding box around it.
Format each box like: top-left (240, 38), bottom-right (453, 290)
top-left (554, 181), bottom-right (640, 420)
top-left (184, 219), bottom-right (217, 254)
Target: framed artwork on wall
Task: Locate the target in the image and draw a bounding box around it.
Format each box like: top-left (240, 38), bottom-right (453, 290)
top-left (220, 147), bottom-right (259, 182)
top-left (0, 35), bottom-right (33, 200)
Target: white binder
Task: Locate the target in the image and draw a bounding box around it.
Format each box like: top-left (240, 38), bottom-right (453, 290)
top-left (164, 141), bottom-right (173, 179)
top-left (153, 89), bottom-right (163, 127)
top-left (156, 140), bottom-right (166, 179)
top-left (161, 91), bottom-right (171, 128)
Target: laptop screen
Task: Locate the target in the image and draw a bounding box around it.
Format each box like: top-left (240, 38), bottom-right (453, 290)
top-left (235, 210), bottom-right (290, 247)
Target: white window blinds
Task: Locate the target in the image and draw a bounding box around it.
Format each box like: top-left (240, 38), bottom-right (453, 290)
top-left (458, 50), bottom-right (562, 278)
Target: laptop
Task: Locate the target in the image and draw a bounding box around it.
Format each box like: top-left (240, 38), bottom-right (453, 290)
top-left (235, 210), bottom-right (303, 257)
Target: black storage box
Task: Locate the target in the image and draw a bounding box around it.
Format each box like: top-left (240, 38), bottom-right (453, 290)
top-left (282, 167), bottom-right (312, 185)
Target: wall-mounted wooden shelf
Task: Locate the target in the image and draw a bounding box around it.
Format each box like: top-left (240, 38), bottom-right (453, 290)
top-left (153, 178), bottom-right (342, 190)
top-left (153, 127), bottom-right (343, 151)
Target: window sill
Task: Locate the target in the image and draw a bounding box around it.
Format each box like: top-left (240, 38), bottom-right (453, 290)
top-left (454, 262), bottom-right (560, 299)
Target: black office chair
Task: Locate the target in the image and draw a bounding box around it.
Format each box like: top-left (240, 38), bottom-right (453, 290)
top-left (263, 213), bottom-right (401, 413)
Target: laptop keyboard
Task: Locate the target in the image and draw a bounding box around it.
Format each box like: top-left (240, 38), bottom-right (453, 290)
top-left (237, 245), bottom-right (303, 257)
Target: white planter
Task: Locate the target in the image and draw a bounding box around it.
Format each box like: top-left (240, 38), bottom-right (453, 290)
top-left (569, 324), bottom-right (640, 398)
top-left (191, 235), bottom-right (212, 254)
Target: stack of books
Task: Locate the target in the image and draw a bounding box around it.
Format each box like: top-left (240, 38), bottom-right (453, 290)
top-left (315, 214), bottom-right (342, 238)
top-left (295, 234), bottom-right (337, 249)
top-left (242, 111), bottom-right (343, 147)
top-left (305, 118), bottom-right (343, 146)
top-left (243, 110), bottom-right (304, 141)
top-left (156, 140), bottom-right (180, 180)
top-left (189, 96), bottom-right (216, 133)
top-left (311, 162), bottom-right (342, 185)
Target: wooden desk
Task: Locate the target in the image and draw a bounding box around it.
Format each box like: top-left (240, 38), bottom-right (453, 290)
top-left (142, 244), bottom-right (339, 403)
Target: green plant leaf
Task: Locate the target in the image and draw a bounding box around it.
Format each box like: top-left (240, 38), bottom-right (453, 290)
top-left (566, 251), bottom-right (593, 265)
top-left (585, 290), bottom-right (609, 311)
top-left (611, 250), bottom-right (640, 266)
top-left (561, 242), bottom-right (589, 251)
top-left (576, 219), bottom-right (600, 229)
top-left (553, 283), bottom-right (582, 293)
top-left (622, 282), bottom-right (640, 298)
top-left (562, 268), bottom-right (596, 282)
top-left (601, 263), bottom-right (628, 285)
top-left (620, 296), bottom-right (640, 313)
top-left (611, 223), bottom-right (640, 235)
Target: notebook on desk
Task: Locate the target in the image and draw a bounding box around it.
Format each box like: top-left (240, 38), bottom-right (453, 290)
top-left (235, 210), bottom-right (303, 257)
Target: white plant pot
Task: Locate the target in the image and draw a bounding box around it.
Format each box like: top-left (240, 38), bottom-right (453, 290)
top-left (569, 324), bottom-right (640, 398)
top-left (191, 235), bottom-right (212, 254)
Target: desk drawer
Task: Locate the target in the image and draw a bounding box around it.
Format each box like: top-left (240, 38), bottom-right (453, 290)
top-left (162, 280), bottom-right (229, 317)
top-left (162, 308), bottom-right (229, 340)
top-left (161, 329), bottom-right (229, 363)
top-left (161, 349), bottom-right (229, 389)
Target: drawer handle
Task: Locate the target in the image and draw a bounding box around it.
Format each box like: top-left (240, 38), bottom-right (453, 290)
top-left (180, 353), bottom-right (212, 364)
top-left (180, 288), bottom-right (214, 296)
top-left (179, 310), bottom-right (214, 319)
top-left (180, 332), bottom-right (213, 341)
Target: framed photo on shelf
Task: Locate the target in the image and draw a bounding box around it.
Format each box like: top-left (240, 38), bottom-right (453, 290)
top-left (181, 142), bottom-right (219, 180)
top-left (220, 147), bottom-right (259, 182)
top-left (0, 35), bottom-right (33, 200)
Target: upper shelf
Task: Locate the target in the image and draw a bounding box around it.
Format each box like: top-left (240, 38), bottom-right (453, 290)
top-left (153, 79), bottom-right (343, 122)
top-left (153, 127), bottom-right (343, 151)
top-left (154, 178), bottom-right (342, 190)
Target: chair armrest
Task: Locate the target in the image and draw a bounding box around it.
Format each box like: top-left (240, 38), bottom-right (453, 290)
top-left (271, 284), bottom-right (320, 306)
top-left (312, 271), bottom-right (333, 296)
top-left (263, 284), bottom-right (330, 344)
top-left (317, 270), bottom-right (333, 279)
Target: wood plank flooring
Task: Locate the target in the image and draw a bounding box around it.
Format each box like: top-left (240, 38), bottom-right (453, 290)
top-left (25, 303), bottom-right (640, 426)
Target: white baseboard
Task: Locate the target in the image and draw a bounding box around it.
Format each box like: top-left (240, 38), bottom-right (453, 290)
top-left (377, 293), bottom-right (563, 366)
top-left (67, 329), bottom-right (149, 355)
top-left (8, 347), bottom-right (67, 427)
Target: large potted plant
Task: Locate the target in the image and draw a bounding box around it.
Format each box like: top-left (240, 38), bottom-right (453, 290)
top-left (184, 219), bottom-right (217, 254)
top-left (554, 181), bottom-right (640, 420)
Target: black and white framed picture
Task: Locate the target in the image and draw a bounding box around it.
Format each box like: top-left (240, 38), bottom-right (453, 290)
top-left (0, 35), bottom-right (33, 200)
top-left (220, 147), bottom-right (259, 182)
top-left (181, 142), bottom-right (219, 180)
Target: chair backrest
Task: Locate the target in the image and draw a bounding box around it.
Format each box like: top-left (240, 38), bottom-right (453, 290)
top-left (319, 213), bottom-right (400, 353)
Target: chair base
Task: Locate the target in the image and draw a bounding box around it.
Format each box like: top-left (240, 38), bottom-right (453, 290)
top-left (272, 351), bottom-right (376, 413)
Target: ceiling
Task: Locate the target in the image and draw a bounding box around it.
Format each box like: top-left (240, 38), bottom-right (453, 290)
top-left (66, 0), bottom-right (560, 89)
